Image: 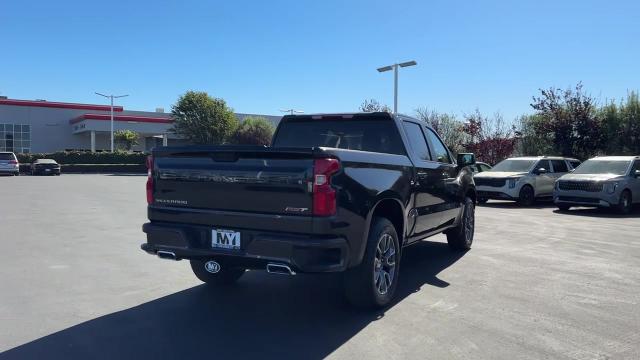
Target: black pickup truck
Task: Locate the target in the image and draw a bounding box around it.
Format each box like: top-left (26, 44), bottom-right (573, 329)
top-left (142, 112), bottom-right (477, 308)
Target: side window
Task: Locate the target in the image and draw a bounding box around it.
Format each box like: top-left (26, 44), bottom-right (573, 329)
top-left (424, 128), bottom-right (451, 164)
top-left (632, 160), bottom-right (640, 173)
top-left (534, 160), bottom-right (550, 172)
top-left (402, 121), bottom-right (431, 160)
top-left (550, 160), bottom-right (568, 173)
top-left (480, 164), bottom-right (491, 172)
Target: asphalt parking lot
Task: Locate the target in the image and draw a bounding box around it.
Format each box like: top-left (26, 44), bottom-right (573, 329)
top-left (0, 174), bottom-right (638, 359)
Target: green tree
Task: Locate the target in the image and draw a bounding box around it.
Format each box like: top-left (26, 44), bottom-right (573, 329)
top-left (231, 117), bottom-right (275, 145)
top-left (360, 99), bottom-right (391, 113)
top-left (114, 130), bottom-right (139, 151)
top-left (170, 91), bottom-right (238, 144)
top-left (515, 114), bottom-right (554, 156)
top-left (530, 83), bottom-right (603, 159)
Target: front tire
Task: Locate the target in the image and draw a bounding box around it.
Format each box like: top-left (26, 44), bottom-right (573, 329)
top-left (615, 190), bottom-right (632, 215)
top-left (557, 205), bottom-right (571, 211)
top-left (190, 260), bottom-right (245, 286)
top-left (518, 185), bottom-right (535, 206)
top-left (447, 196), bottom-right (475, 251)
top-left (477, 198), bottom-right (488, 204)
top-left (344, 217), bottom-right (400, 309)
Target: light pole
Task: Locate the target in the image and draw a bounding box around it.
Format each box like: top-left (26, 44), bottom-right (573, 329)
top-left (376, 60), bottom-right (417, 114)
top-left (279, 109), bottom-right (304, 115)
top-left (95, 92), bottom-right (129, 152)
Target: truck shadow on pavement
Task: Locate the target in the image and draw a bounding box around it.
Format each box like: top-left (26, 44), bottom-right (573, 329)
top-left (0, 241), bottom-right (465, 360)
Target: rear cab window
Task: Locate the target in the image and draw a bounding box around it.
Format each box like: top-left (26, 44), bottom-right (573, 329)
top-left (401, 121), bottom-right (431, 160)
top-left (273, 118), bottom-right (406, 155)
top-left (424, 128), bottom-right (452, 164)
top-left (569, 160), bottom-right (581, 169)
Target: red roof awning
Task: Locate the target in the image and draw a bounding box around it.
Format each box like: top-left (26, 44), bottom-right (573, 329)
top-left (70, 113), bottom-right (173, 124)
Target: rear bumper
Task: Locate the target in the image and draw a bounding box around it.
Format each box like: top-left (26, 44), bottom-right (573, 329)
top-left (141, 222), bottom-right (350, 273)
top-left (33, 168), bottom-right (61, 175)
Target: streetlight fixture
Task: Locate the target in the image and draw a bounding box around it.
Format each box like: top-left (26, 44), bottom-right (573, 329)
top-left (280, 109), bottom-right (304, 115)
top-left (376, 60), bottom-right (417, 114)
top-left (95, 92), bottom-right (129, 152)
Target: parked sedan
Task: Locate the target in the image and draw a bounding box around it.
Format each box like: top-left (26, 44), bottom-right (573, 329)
top-left (31, 159), bottom-right (61, 176)
top-left (554, 156), bottom-right (640, 214)
top-left (0, 152), bottom-right (20, 176)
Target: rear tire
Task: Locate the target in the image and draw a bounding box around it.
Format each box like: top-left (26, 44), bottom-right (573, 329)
top-left (447, 196), bottom-right (475, 251)
top-left (344, 217), bottom-right (400, 309)
top-left (190, 260), bottom-right (245, 286)
top-left (518, 185), bottom-right (535, 206)
top-left (615, 190), bottom-right (632, 215)
top-left (557, 205), bottom-right (571, 211)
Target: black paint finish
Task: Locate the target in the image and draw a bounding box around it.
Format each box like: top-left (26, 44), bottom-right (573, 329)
top-left (144, 112), bottom-right (476, 271)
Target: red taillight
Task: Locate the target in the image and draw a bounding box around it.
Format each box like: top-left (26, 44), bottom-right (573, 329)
top-left (146, 155), bottom-right (154, 204)
top-left (9, 160), bottom-right (18, 165)
top-left (313, 158), bottom-right (340, 216)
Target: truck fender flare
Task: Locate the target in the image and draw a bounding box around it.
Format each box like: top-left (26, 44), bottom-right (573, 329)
top-left (354, 195), bottom-right (406, 266)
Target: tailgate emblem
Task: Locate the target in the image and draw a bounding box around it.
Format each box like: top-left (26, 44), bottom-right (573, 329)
top-left (205, 261), bottom-right (221, 273)
top-left (284, 207), bottom-right (309, 213)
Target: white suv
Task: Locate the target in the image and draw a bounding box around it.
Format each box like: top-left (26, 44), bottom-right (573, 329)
top-left (474, 156), bottom-right (580, 205)
top-left (0, 152), bottom-right (20, 176)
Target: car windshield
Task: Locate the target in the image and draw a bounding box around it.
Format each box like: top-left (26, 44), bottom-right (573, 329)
top-left (573, 160), bottom-right (630, 175)
top-left (491, 159), bottom-right (536, 172)
top-left (0, 153), bottom-right (15, 160)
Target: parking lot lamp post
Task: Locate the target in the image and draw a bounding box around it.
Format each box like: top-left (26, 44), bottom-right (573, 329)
top-left (95, 92), bottom-right (129, 152)
top-left (376, 61), bottom-right (417, 114)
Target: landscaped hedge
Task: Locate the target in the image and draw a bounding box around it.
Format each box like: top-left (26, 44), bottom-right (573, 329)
top-left (19, 163), bottom-right (146, 173)
top-left (16, 151), bottom-right (147, 165)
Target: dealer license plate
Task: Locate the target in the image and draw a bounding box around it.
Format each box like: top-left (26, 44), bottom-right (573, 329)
top-left (211, 229), bottom-right (241, 250)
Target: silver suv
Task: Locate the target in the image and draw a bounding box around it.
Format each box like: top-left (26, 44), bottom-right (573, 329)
top-left (0, 152), bottom-right (20, 176)
top-left (554, 156), bottom-right (640, 214)
top-left (475, 156), bottom-right (580, 205)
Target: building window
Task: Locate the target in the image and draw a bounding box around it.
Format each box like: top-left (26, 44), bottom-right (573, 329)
top-left (0, 124), bottom-right (31, 153)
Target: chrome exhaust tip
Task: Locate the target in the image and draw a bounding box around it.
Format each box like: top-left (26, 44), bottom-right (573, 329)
top-left (157, 250), bottom-right (177, 260)
top-left (266, 263), bottom-right (296, 275)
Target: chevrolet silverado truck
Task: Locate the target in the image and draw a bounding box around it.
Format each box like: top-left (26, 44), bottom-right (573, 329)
top-left (142, 112), bottom-right (477, 308)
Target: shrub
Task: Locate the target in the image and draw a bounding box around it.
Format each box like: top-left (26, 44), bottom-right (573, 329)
top-left (16, 151), bottom-right (147, 165)
top-left (231, 117), bottom-right (275, 146)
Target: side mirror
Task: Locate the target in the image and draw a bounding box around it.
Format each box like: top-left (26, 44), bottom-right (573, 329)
top-left (534, 168), bottom-right (548, 175)
top-left (634, 169), bottom-right (640, 178)
top-left (457, 153), bottom-right (476, 167)
top-left (569, 168), bottom-right (575, 172)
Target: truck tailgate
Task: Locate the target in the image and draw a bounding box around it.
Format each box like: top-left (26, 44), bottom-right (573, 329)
top-left (151, 146), bottom-right (314, 216)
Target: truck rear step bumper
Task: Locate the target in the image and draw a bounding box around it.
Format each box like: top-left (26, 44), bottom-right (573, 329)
top-left (141, 222), bottom-right (349, 273)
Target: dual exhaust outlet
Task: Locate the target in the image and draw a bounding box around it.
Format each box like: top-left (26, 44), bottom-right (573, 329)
top-left (156, 251), bottom-right (295, 276)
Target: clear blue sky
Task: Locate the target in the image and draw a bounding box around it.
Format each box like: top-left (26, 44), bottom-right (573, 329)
top-left (1, 0), bottom-right (638, 121)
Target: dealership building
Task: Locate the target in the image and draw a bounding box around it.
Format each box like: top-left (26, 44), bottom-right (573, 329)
top-left (0, 97), bottom-right (281, 153)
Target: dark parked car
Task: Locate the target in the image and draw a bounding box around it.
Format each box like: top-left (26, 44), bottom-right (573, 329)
top-left (141, 112), bottom-right (477, 308)
top-left (31, 159), bottom-right (61, 175)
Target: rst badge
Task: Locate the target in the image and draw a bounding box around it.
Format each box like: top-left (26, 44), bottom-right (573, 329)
top-left (211, 229), bottom-right (241, 250)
